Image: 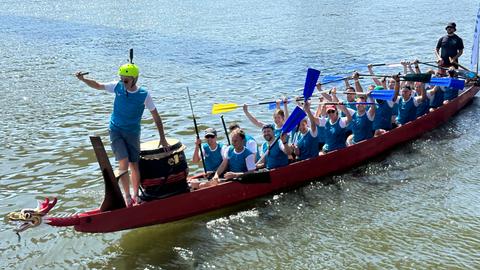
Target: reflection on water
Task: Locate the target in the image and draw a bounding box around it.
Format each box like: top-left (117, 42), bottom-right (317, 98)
top-left (1, 0), bottom-right (479, 268)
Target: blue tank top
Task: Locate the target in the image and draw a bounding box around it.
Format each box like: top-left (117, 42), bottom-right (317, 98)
top-left (227, 147), bottom-right (253, 173)
top-left (202, 143), bottom-right (224, 172)
top-left (296, 129), bottom-right (319, 160)
top-left (443, 87), bottom-right (459, 101)
top-left (373, 101), bottom-right (393, 131)
top-left (430, 89), bottom-right (444, 108)
top-left (110, 82), bottom-right (148, 133)
top-left (323, 119), bottom-right (346, 152)
top-left (416, 98), bottom-right (429, 118)
top-left (351, 112), bottom-right (373, 144)
top-left (316, 125), bottom-right (326, 143)
top-left (396, 97), bottom-right (417, 125)
top-left (261, 141), bottom-right (289, 169)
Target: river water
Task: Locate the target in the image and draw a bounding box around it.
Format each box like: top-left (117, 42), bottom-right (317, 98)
top-left (1, 0), bottom-right (479, 269)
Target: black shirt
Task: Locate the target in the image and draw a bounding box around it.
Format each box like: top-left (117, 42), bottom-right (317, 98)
top-left (436, 34), bottom-right (464, 64)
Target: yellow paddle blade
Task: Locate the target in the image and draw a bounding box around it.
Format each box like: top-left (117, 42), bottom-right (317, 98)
top-left (211, 103), bottom-right (240, 114)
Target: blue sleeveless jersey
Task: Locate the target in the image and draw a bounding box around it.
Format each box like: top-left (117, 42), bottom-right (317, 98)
top-left (227, 147), bottom-right (253, 173)
top-left (316, 125), bottom-right (326, 143)
top-left (373, 101), bottom-right (393, 131)
top-left (261, 141), bottom-right (288, 169)
top-left (202, 143), bottom-right (224, 172)
top-left (416, 98), bottom-right (429, 118)
top-left (296, 129), bottom-right (319, 160)
top-left (430, 89), bottom-right (444, 108)
top-left (110, 82), bottom-right (148, 133)
top-left (323, 119), bottom-right (346, 152)
top-left (351, 112), bottom-right (373, 144)
top-left (443, 87), bottom-right (459, 101)
top-left (396, 97), bottom-right (417, 125)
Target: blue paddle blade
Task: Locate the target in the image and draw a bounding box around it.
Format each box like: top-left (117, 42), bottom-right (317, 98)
top-left (370, 90), bottom-right (395, 101)
top-left (303, 68), bottom-right (321, 101)
top-left (282, 106), bottom-right (306, 134)
top-left (267, 100), bottom-right (290, 110)
top-left (429, 77), bottom-right (452, 87)
top-left (321, 75), bottom-right (344, 84)
top-left (449, 78), bottom-right (465, 89)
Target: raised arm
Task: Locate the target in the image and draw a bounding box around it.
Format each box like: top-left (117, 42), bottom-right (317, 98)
top-left (304, 100), bottom-right (317, 134)
top-left (413, 59), bottom-right (421, 74)
top-left (392, 74), bottom-right (400, 102)
top-left (353, 71), bottom-right (363, 93)
top-left (75, 72), bottom-right (105, 90)
top-left (273, 97), bottom-right (289, 119)
top-left (243, 104), bottom-right (265, 128)
top-left (367, 64), bottom-right (382, 86)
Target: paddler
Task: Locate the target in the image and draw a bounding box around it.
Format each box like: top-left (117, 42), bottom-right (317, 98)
top-left (210, 129), bottom-right (256, 184)
top-left (256, 124), bottom-right (292, 169)
top-left (75, 62), bottom-right (169, 207)
top-left (228, 123), bottom-right (258, 162)
top-left (192, 127), bottom-right (228, 173)
top-left (292, 101), bottom-right (319, 160)
top-left (347, 92), bottom-right (376, 145)
top-left (392, 74), bottom-right (426, 126)
top-left (243, 97), bottom-right (289, 138)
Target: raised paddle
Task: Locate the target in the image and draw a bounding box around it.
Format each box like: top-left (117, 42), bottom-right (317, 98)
top-left (303, 68), bottom-right (321, 101)
top-left (359, 73), bottom-right (432, 83)
top-left (212, 68), bottom-right (320, 114)
top-left (429, 77), bottom-right (466, 89)
top-left (266, 89), bottom-right (394, 110)
top-left (187, 87), bottom-right (207, 174)
top-left (256, 106), bottom-right (306, 166)
top-left (418, 61), bottom-right (477, 79)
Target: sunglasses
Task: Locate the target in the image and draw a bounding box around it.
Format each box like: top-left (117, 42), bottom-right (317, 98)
top-left (327, 110), bottom-right (336, 114)
top-left (205, 135), bottom-right (215, 139)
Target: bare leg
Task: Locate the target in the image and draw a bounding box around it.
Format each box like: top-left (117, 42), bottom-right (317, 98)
top-left (118, 158), bottom-right (130, 201)
top-left (130, 162), bottom-right (141, 200)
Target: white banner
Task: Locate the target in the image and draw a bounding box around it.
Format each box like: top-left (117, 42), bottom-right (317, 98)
top-left (470, 5), bottom-right (480, 71)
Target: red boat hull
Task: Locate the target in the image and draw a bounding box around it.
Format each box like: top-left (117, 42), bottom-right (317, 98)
top-left (58, 85), bottom-right (478, 233)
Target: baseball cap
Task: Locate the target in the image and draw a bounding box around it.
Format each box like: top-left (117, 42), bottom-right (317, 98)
top-left (204, 128), bottom-right (217, 137)
top-left (446, 22), bottom-right (456, 30)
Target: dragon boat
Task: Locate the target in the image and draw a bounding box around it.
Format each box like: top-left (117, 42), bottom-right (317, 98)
top-left (10, 80), bottom-right (477, 233)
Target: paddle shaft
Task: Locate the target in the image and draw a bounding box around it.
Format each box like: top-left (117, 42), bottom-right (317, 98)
top-left (129, 48), bottom-right (133, 64)
top-left (187, 87), bottom-right (207, 174)
top-left (220, 115), bottom-right (231, 145)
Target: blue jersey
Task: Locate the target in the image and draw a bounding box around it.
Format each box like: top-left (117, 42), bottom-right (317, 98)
top-left (316, 125), bottom-right (326, 143)
top-left (110, 82), bottom-right (148, 133)
top-left (351, 112), bottom-right (373, 144)
top-left (444, 87), bottom-right (459, 101)
top-left (296, 129), bottom-right (319, 160)
top-left (202, 143), bottom-right (224, 172)
top-left (416, 98), bottom-right (430, 118)
top-left (430, 89), bottom-right (444, 108)
top-left (261, 141), bottom-right (289, 169)
top-left (396, 97), bottom-right (417, 125)
top-left (373, 101), bottom-right (393, 131)
top-left (323, 119), bottom-right (347, 152)
top-left (227, 147), bottom-right (253, 173)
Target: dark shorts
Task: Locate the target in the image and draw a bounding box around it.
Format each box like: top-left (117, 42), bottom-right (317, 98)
top-left (109, 129), bottom-right (141, 162)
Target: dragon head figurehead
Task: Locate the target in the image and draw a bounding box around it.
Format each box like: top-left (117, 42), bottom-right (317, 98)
top-left (7, 197), bottom-right (57, 233)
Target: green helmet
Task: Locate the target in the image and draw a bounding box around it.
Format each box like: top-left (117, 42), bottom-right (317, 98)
top-left (118, 63), bottom-right (139, 77)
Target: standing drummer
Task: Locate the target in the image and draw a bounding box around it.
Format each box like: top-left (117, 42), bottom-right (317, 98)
top-left (75, 62), bottom-right (169, 207)
top-left (435, 22), bottom-right (464, 71)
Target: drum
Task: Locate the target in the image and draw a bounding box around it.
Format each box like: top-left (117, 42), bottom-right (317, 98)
top-left (139, 138), bottom-right (189, 201)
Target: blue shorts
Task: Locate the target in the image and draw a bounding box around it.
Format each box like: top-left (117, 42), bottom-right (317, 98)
top-left (109, 129), bottom-right (141, 162)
